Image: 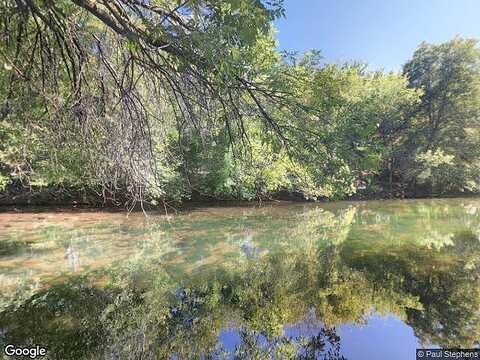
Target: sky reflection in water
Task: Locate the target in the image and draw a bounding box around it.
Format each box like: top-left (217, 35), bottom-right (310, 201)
top-left (0, 198), bottom-right (479, 359)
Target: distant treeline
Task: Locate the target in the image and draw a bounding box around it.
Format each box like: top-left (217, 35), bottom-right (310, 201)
top-left (1, 1), bottom-right (479, 207)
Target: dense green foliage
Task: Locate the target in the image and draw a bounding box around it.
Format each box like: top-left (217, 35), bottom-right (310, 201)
top-left (1, 1), bottom-right (479, 206)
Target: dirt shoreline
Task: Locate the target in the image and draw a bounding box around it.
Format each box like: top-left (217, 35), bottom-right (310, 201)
top-left (1, 188), bottom-right (478, 214)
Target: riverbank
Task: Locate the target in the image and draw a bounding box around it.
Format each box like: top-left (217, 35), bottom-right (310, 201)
top-left (1, 183), bottom-right (478, 212)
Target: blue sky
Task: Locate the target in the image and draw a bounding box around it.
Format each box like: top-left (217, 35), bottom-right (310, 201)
top-left (274, 0), bottom-right (480, 71)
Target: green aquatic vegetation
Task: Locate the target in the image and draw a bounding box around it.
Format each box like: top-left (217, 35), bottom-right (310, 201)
top-left (0, 238), bottom-right (31, 257)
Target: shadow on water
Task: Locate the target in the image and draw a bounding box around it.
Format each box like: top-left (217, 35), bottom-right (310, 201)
top-left (0, 199), bottom-right (479, 359)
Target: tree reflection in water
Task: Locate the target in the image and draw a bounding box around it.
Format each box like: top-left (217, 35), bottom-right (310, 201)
top-left (1, 201), bottom-right (479, 359)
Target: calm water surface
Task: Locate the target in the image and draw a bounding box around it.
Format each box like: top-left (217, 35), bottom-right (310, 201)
top-left (0, 198), bottom-right (479, 359)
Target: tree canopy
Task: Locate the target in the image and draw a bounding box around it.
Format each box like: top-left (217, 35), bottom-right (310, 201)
top-left (1, 2), bottom-right (480, 206)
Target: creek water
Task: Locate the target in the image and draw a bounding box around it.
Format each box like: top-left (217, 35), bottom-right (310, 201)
top-left (1, 198), bottom-right (479, 359)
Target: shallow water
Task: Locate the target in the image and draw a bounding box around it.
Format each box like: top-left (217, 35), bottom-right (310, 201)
top-left (0, 198), bottom-right (479, 359)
